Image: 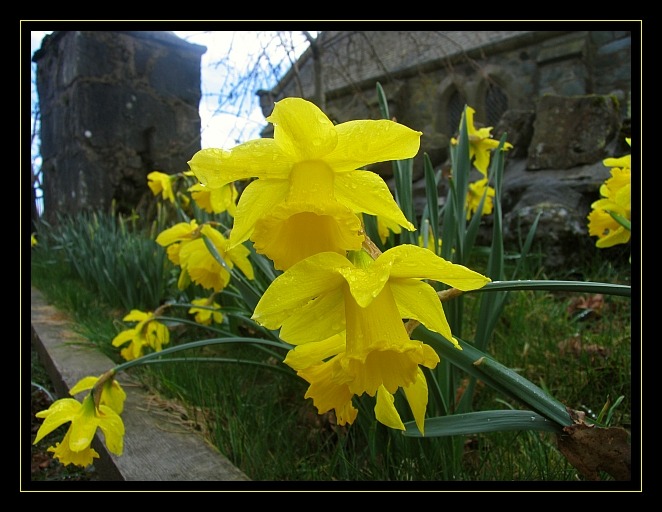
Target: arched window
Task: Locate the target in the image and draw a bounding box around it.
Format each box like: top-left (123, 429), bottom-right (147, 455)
top-left (485, 82), bottom-right (508, 127)
top-left (448, 89), bottom-right (467, 135)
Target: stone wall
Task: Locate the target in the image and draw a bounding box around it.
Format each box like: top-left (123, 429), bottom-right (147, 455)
top-left (265, 30), bottom-right (633, 268)
top-left (268, 30), bottom-right (631, 173)
top-left (33, 31), bottom-right (206, 223)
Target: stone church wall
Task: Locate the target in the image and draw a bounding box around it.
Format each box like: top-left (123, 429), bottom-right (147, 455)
top-left (265, 29), bottom-right (633, 268)
top-left (268, 30), bottom-right (631, 173)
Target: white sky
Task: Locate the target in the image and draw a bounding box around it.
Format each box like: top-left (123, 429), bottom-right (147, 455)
top-left (172, 30), bottom-right (315, 148)
top-left (30, 30), bottom-right (315, 149)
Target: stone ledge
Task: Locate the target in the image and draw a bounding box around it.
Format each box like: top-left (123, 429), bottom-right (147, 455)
top-left (30, 286), bottom-right (250, 482)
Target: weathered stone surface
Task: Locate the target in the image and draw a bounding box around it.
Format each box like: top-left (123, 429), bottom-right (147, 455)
top-left (499, 159), bottom-right (612, 268)
top-left (526, 94), bottom-right (621, 170)
top-left (33, 31), bottom-right (206, 223)
top-left (494, 109), bottom-right (535, 159)
top-left (407, 96), bottom-right (629, 270)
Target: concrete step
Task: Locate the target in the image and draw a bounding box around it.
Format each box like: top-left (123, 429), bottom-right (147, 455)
top-left (30, 286), bottom-right (250, 482)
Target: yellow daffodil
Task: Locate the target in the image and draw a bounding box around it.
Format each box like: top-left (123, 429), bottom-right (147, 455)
top-left (147, 171), bottom-right (175, 203)
top-left (111, 309), bottom-right (170, 361)
top-left (34, 392), bottom-right (125, 468)
top-left (69, 375), bottom-right (127, 414)
top-left (588, 139), bottom-right (632, 248)
top-left (188, 97), bottom-right (421, 270)
top-left (588, 167), bottom-right (631, 248)
top-left (188, 182), bottom-right (238, 216)
top-left (451, 106), bottom-right (513, 176)
top-left (466, 178), bottom-right (496, 219)
top-left (253, 245), bottom-right (490, 434)
top-left (189, 297), bottom-right (224, 325)
top-left (156, 220), bottom-right (254, 292)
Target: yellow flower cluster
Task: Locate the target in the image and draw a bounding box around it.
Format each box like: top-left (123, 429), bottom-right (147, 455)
top-left (111, 309), bottom-right (170, 361)
top-left (156, 219), bottom-right (254, 293)
top-left (189, 98), bottom-right (491, 433)
top-left (451, 106), bottom-right (512, 220)
top-left (147, 170), bottom-right (239, 216)
top-left (587, 138), bottom-right (632, 248)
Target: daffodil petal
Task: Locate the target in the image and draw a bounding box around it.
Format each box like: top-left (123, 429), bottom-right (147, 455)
top-left (103, 381), bottom-right (127, 415)
top-left (338, 265), bottom-right (390, 309)
top-left (33, 399), bottom-right (81, 444)
top-left (68, 376), bottom-right (98, 395)
top-left (123, 309), bottom-right (151, 322)
top-left (596, 226), bottom-right (630, 248)
top-left (374, 386), bottom-right (405, 431)
top-left (335, 171), bottom-right (415, 231)
top-left (379, 245), bottom-right (491, 291)
top-left (267, 97), bottom-right (339, 160)
top-left (188, 140), bottom-right (293, 188)
top-left (226, 242), bottom-right (255, 280)
top-left (111, 329), bottom-right (134, 348)
top-left (299, 357), bottom-right (355, 419)
top-left (279, 287), bottom-right (346, 344)
top-left (155, 221), bottom-right (198, 247)
top-left (68, 418), bottom-right (98, 452)
top-left (230, 179), bottom-right (290, 247)
top-left (603, 154), bottom-right (631, 169)
top-left (403, 368), bottom-right (429, 435)
top-left (390, 279), bottom-right (456, 345)
top-left (325, 119), bottom-right (422, 171)
top-left (97, 405), bottom-right (125, 456)
top-left (283, 333), bottom-right (346, 370)
top-left (252, 252), bottom-right (350, 329)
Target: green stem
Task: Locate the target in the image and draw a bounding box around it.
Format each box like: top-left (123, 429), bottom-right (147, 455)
top-left (112, 337), bottom-right (292, 374)
top-left (476, 280), bottom-right (630, 297)
top-left (139, 357), bottom-right (298, 379)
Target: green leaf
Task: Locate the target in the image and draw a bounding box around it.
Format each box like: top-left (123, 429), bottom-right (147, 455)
top-left (376, 82), bottom-right (390, 120)
top-left (403, 410), bottom-right (562, 437)
top-left (423, 153), bottom-right (440, 250)
top-left (608, 210), bottom-right (631, 231)
top-left (477, 280), bottom-right (631, 297)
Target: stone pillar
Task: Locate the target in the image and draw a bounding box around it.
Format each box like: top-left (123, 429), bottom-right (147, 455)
top-left (32, 31), bottom-right (206, 223)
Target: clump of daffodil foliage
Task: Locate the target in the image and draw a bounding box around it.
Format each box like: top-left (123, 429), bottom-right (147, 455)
top-left (34, 88), bottom-right (630, 475)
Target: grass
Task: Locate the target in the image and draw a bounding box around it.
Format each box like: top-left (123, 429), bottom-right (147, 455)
top-left (29, 212), bottom-right (633, 482)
